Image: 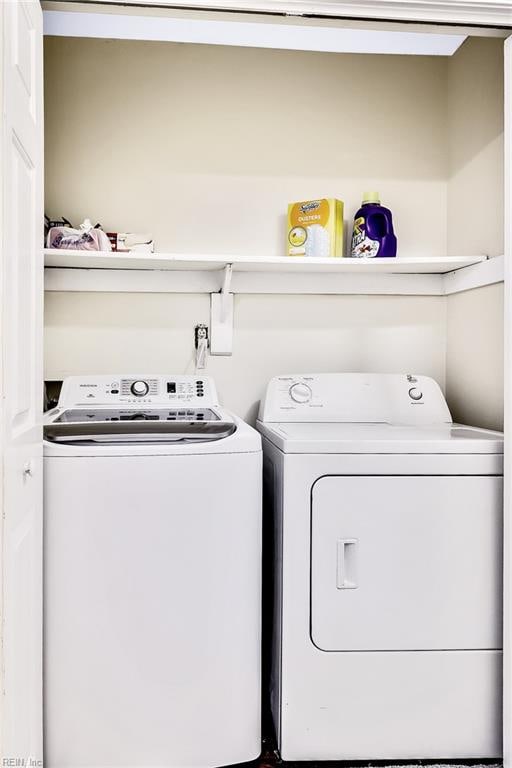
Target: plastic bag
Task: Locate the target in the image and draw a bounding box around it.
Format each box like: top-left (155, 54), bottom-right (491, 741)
top-left (46, 219), bottom-right (112, 251)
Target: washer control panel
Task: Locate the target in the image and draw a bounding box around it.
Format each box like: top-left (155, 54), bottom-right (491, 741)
top-left (58, 375), bottom-right (219, 408)
top-left (258, 373), bottom-right (452, 425)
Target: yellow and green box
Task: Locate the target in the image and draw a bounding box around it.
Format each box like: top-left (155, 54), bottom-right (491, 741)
top-left (287, 198), bottom-right (344, 258)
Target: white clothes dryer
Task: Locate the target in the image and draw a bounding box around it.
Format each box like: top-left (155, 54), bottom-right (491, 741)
top-left (44, 375), bottom-right (261, 768)
top-left (257, 373), bottom-right (503, 762)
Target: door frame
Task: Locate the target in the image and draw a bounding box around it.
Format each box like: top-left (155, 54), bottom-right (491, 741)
top-left (42, 0), bottom-right (512, 27)
top-left (503, 31), bottom-right (512, 768)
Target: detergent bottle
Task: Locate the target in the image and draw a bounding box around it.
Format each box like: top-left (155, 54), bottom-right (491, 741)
top-left (351, 192), bottom-right (397, 258)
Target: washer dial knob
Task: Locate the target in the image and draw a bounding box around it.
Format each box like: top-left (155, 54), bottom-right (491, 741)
top-left (408, 387), bottom-right (423, 401)
top-left (131, 380), bottom-right (149, 397)
top-left (289, 382), bottom-right (312, 403)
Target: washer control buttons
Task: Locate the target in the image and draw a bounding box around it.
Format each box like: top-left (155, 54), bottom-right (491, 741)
top-left (131, 380), bottom-right (149, 397)
top-left (408, 387), bottom-right (423, 401)
top-left (289, 382), bottom-right (312, 403)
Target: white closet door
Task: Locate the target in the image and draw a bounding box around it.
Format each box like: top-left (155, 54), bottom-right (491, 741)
top-left (1, 0), bottom-right (44, 762)
top-left (504, 32), bottom-right (512, 768)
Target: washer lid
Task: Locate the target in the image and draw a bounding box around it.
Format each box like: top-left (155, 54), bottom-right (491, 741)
top-left (44, 419), bottom-right (236, 445)
top-left (53, 407), bottom-right (220, 423)
top-left (43, 405), bottom-right (249, 450)
top-left (44, 408), bottom-right (260, 456)
top-left (257, 421), bottom-right (503, 454)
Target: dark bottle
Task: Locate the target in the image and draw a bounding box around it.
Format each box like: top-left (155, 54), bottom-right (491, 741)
top-left (351, 192), bottom-right (397, 258)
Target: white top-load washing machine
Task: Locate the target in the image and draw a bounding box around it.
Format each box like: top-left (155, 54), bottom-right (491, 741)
top-left (44, 375), bottom-right (261, 768)
top-left (257, 373), bottom-right (503, 762)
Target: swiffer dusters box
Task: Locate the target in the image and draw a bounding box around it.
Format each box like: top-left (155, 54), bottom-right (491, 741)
top-left (287, 199), bottom-right (344, 257)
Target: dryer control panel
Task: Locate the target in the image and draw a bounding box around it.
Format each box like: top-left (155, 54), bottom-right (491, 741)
top-left (258, 373), bottom-right (452, 425)
top-left (58, 375), bottom-right (219, 408)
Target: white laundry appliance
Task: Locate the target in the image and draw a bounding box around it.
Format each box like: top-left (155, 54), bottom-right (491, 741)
top-left (257, 373), bottom-right (503, 762)
top-left (44, 375), bottom-right (261, 768)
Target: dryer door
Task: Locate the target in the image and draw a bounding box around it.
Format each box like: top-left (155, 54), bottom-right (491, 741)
top-left (311, 475), bottom-right (502, 652)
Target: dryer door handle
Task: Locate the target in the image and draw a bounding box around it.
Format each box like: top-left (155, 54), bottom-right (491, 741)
top-left (336, 539), bottom-right (358, 590)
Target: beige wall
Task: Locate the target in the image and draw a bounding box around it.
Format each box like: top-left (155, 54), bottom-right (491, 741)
top-left (43, 36), bottom-right (504, 426)
top-left (44, 37), bottom-right (448, 258)
top-left (447, 37), bottom-right (504, 259)
top-left (446, 284), bottom-right (503, 431)
top-left (445, 37), bottom-right (504, 430)
top-left (44, 292), bottom-right (447, 423)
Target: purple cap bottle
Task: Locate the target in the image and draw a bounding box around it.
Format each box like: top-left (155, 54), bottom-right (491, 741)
top-left (351, 192), bottom-right (397, 258)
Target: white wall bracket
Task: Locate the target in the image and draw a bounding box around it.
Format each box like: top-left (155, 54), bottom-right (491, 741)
top-left (210, 263), bottom-right (234, 356)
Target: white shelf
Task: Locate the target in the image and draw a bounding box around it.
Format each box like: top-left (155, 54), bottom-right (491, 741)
top-left (44, 250), bottom-right (485, 273)
top-left (43, 250), bottom-right (502, 296)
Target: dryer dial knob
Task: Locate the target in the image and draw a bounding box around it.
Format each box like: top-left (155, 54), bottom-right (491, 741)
top-left (408, 387), bottom-right (423, 401)
top-left (289, 382), bottom-right (312, 403)
top-left (131, 380), bottom-right (149, 397)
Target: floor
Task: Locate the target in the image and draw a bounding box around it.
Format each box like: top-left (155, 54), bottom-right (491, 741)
top-left (256, 740), bottom-right (502, 768)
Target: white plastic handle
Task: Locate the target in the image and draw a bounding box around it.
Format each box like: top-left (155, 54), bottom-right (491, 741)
top-left (336, 538), bottom-right (358, 589)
